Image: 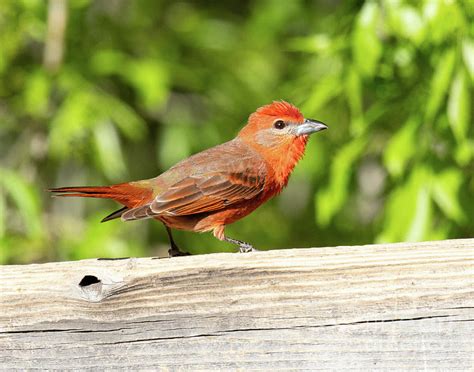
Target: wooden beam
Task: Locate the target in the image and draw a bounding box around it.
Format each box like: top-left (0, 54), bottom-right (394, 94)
top-left (1, 239), bottom-right (473, 370)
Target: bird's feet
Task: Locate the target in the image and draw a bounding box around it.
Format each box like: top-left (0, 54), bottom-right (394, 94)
top-left (224, 236), bottom-right (259, 253)
top-left (238, 242), bottom-right (259, 253)
top-left (168, 244), bottom-right (190, 258)
top-left (164, 225), bottom-right (190, 257)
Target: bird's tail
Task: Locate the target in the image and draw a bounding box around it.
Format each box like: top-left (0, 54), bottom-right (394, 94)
top-left (48, 183), bottom-right (153, 222)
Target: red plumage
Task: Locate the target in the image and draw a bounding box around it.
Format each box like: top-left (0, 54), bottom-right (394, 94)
top-left (50, 101), bottom-right (327, 254)
top-left (255, 101), bottom-right (304, 122)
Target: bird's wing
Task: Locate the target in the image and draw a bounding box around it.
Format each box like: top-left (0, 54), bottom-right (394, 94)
top-left (121, 145), bottom-right (267, 221)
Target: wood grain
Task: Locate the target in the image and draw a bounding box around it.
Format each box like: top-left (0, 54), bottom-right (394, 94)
top-left (1, 239), bottom-right (473, 370)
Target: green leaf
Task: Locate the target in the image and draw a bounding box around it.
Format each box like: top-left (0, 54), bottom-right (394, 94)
top-left (352, 2), bottom-right (382, 77)
top-left (406, 184), bottom-right (432, 241)
top-left (23, 69), bottom-right (50, 118)
top-left (302, 73), bottom-right (341, 114)
top-left (125, 59), bottom-right (169, 110)
top-left (0, 168), bottom-right (43, 240)
top-left (425, 48), bottom-right (456, 122)
top-left (101, 93), bottom-right (147, 141)
top-left (462, 38), bottom-right (474, 81)
top-left (69, 0), bottom-right (92, 9)
top-left (349, 116), bottom-right (367, 137)
top-left (454, 140), bottom-right (473, 166)
top-left (388, 4), bottom-right (425, 44)
top-left (431, 169), bottom-right (466, 223)
top-left (377, 166), bottom-right (433, 243)
top-left (398, 6), bottom-right (424, 44)
top-left (0, 190), bottom-right (5, 239)
top-left (448, 68), bottom-right (470, 143)
top-left (345, 67), bottom-right (363, 118)
top-left (315, 139), bottom-right (366, 226)
top-left (68, 214), bottom-right (145, 260)
top-left (90, 49), bottom-right (127, 76)
top-left (48, 90), bottom-right (96, 158)
top-left (93, 120), bottom-right (127, 180)
top-left (287, 34), bottom-right (333, 54)
top-left (158, 124), bottom-right (192, 169)
top-left (49, 87), bottom-right (147, 160)
top-left (383, 118), bottom-right (419, 178)
top-left (423, 1), bottom-right (465, 44)
top-left (345, 67), bottom-right (386, 136)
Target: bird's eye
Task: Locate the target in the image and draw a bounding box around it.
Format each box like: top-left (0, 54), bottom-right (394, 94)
top-left (273, 120), bottom-right (286, 130)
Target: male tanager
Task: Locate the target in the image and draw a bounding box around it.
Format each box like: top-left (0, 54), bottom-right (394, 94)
top-left (50, 101), bottom-right (327, 255)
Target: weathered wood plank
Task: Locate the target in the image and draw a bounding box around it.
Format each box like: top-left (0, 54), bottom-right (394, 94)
top-left (0, 239), bottom-right (473, 370)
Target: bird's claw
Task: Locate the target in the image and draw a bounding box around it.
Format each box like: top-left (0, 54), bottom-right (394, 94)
top-left (222, 235), bottom-right (258, 253)
top-left (238, 243), bottom-right (259, 253)
top-left (168, 245), bottom-right (190, 258)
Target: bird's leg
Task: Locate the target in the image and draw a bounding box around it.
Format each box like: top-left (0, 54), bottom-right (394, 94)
top-left (224, 236), bottom-right (259, 253)
top-left (165, 225), bottom-right (189, 257)
top-left (213, 226), bottom-right (259, 253)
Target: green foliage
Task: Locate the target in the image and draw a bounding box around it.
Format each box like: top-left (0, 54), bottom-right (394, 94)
top-left (352, 2), bottom-right (382, 77)
top-left (0, 0), bottom-right (473, 263)
top-left (316, 138), bottom-right (367, 226)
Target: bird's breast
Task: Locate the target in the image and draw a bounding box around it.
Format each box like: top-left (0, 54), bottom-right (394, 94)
top-left (262, 136), bottom-right (308, 190)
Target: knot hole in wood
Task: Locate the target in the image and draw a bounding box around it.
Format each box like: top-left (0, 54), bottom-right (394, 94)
top-left (78, 275), bottom-right (104, 302)
top-left (79, 275), bottom-right (101, 287)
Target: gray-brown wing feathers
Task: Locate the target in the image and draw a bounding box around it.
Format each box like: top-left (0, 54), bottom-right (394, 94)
top-left (121, 171), bottom-right (265, 221)
top-left (121, 141), bottom-right (267, 221)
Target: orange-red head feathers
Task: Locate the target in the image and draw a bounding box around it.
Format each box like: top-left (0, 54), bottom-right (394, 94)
top-left (238, 100), bottom-right (327, 189)
top-left (254, 101), bottom-right (304, 123)
top-left (240, 101), bottom-right (305, 137)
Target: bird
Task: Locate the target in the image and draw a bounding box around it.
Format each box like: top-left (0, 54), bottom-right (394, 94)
top-left (49, 101), bottom-right (327, 256)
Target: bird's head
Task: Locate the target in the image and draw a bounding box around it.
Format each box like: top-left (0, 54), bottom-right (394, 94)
top-left (238, 100), bottom-right (327, 151)
top-left (238, 101), bottom-right (328, 187)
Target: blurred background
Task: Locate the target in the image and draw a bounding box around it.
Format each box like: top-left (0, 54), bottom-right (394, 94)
top-left (0, 0), bottom-right (473, 264)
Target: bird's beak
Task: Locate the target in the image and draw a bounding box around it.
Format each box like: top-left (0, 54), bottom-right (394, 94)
top-left (296, 119), bottom-right (328, 136)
